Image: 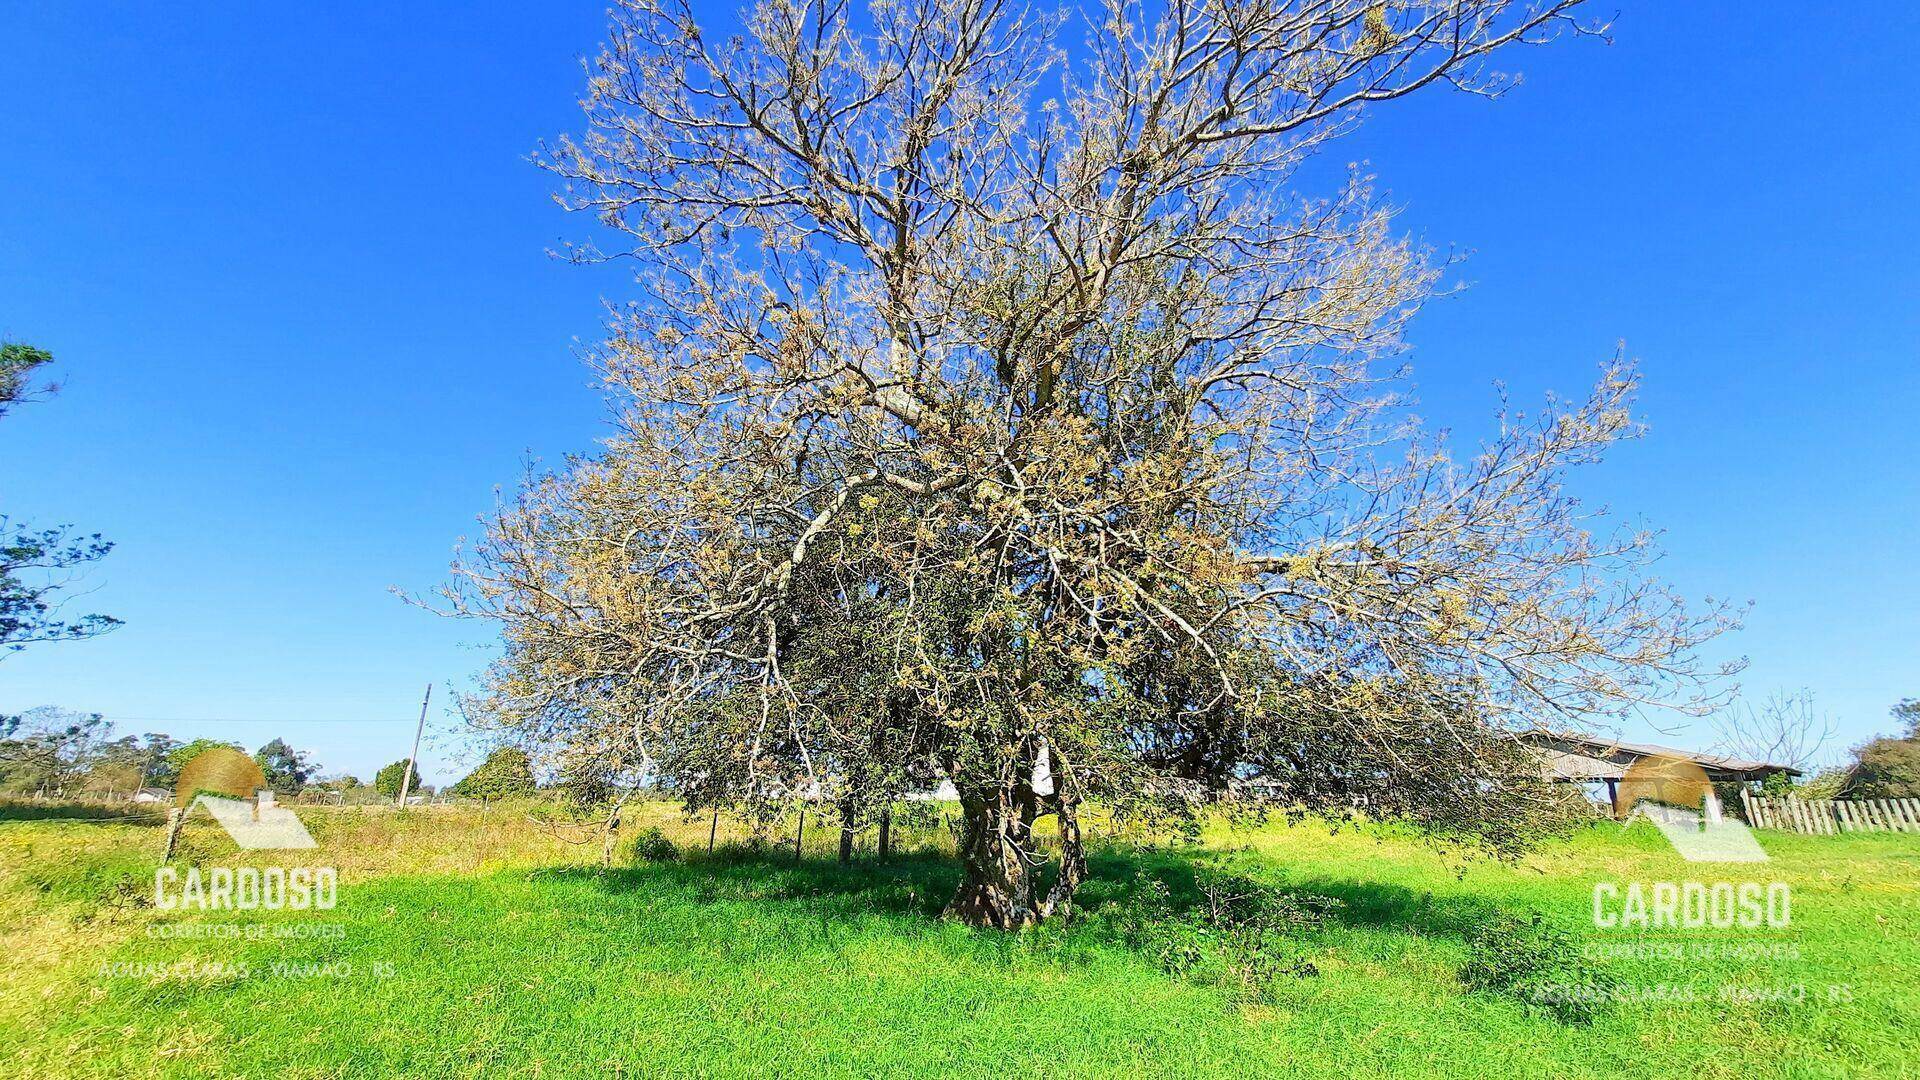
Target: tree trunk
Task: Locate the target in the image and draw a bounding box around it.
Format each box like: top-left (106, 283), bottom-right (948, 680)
top-left (601, 801), bottom-right (623, 869)
top-left (838, 798), bottom-right (856, 864)
top-left (1041, 793), bottom-right (1086, 919)
top-left (946, 790), bottom-right (1040, 928)
top-left (876, 807), bottom-right (891, 861)
top-left (948, 740), bottom-right (1089, 927)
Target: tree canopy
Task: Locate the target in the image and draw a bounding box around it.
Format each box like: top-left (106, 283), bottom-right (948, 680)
top-left (162, 738), bottom-right (245, 782)
top-left (0, 718), bottom-right (335, 801)
top-left (374, 759), bottom-right (425, 798)
top-left (442, 0), bottom-right (1737, 927)
top-left (450, 746), bottom-right (538, 802)
top-left (0, 708), bottom-right (112, 794)
top-left (0, 342), bottom-right (56, 418)
top-left (254, 738), bottom-right (318, 794)
top-left (0, 342), bottom-right (120, 655)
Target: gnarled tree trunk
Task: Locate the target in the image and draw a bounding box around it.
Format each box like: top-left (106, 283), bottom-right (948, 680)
top-left (1041, 772), bottom-right (1086, 919)
top-left (947, 788), bottom-right (1041, 928)
top-left (946, 741), bottom-right (1093, 928)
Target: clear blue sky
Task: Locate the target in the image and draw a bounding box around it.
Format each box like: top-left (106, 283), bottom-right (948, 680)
top-left (2, 3), bottom-right (1914, 783)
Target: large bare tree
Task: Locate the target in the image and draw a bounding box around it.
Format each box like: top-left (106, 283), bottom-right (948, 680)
top-left (440, 0), bottom-right (1739, 927)
top-left (1713, 689), bottom-right (1834, 778)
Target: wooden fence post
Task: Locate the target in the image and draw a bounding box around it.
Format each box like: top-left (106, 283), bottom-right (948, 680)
top-left (161, 806), bottom-right (185, 861)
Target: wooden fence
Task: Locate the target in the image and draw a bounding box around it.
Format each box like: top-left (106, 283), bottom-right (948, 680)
top-left (1741, 792), bottom-right (1920, 834)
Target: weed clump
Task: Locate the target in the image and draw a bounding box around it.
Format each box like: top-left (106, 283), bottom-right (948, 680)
top-left (1460, 910), bottom-right (1615, 1024)
top-left (1109, 866), bottom-right (1334, 1000)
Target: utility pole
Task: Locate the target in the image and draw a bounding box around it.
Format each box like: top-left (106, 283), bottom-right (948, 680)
top-left (397, 684), bottom-right (431, 808)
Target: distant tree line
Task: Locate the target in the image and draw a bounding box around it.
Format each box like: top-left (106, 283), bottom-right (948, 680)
top-left (0, 709), bottom-right (327, 798)
top-left (0, 707), bottom-right (561, 805)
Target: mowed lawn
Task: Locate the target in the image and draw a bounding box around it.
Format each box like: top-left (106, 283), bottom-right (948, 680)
top-left (1, 801), bottom-right (1916, 1079)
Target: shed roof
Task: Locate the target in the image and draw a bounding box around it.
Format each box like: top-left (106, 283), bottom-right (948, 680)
top-left (1519, 730), bottom-right (1802, 782)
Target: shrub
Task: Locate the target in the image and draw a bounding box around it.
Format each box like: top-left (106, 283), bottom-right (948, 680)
top-left (1460, 911), bottom-right (1615, 1024)
top-left (626, 826), bottom-right (679, 863)
top-left (1840, 735), bottom-right (1920, 799)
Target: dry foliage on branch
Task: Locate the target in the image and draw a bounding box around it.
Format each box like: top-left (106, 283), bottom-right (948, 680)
top-left (435, 0), bottom-right (1740, 926)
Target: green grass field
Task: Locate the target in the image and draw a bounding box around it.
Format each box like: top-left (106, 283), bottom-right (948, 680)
top-left (2, 800), bottom-right (1915, 1078)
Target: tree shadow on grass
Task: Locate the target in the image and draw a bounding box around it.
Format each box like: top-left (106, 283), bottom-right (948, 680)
top-left (542, 845), bottom-right (964, 922)
top-left (510, 838), bottom-right (1600, 1025)
top-left (512, 838), bottom-right (1611, 1022)
top-left (544, 839), bottom-right (1508, 945)
top-left (1073, 846), bottom-right (1506, 937)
